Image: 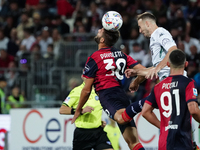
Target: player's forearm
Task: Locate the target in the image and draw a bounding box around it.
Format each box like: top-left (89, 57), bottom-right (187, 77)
top-left (75, 89), bottom-right (91, 112)
top-left (188, 102), bottom-right (200, 123)
top-left (137, 67), bottom-right (154, 76)
top-left (192, 114), bottom-right (200, 123)
top-left (142, 112), bottom-right (160, 129)
top-left (59, 105), bottom-right (72, 115)
top-left (134, 75), bottom-right (146, 84)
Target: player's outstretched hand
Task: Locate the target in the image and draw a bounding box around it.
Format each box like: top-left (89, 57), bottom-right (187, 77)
top-left (125, 69), bottom-right (137, 78)
top-left (145, 67), bottom-right (158, 80)
top-left (101, 121), bottom-right (106, 128)
top-left (129, 80), bottom-right (139, 93)
top-left (71, 111), bottom-right (81, 124)
top-left (82, 106), bottom-right (94, 113)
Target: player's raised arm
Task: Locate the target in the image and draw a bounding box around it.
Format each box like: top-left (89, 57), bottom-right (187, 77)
top-left (127, 64), bottom-right (147, 92)
top-left (125, 67), bottom-right (155, 78)
top-left (146, 46), bottom-right (177, 80)
top-left (71, 78), bottom-right (94, 124)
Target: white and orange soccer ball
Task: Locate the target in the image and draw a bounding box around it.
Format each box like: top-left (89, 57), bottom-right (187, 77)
top-left (102, 11), bottom-right (123, 31)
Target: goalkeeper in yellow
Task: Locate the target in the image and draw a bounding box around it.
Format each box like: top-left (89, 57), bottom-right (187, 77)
top-left (59, 76), bottom-right (113, 150)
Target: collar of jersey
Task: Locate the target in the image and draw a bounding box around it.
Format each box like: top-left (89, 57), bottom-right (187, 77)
top-left (169, 75), bottom-right (183, 77)
top-left (99, 47), bottom-right (111, 50)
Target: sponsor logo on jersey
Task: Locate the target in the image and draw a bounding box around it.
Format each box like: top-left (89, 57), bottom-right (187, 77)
top-left (139, 100), bottom-right (143, 109)
top-left (84, 65), bottom-right (90, 74)
top-left (95, 96), bottom-right (99, 100)
top-left (64, 97), bottom-right (70, 103)
top-left (165, 121), bottom-right (178, 131)
top-left (193, 88), bottom-right (198, 97)
top-left (131, 106), bottom-right (137, 113)
top-left (162, 38), bottom-right (170, 46)
top-left (159, 33), bottom-right (164, 37)
top-left (151, 37), bottom-right (155, 41)
top-left (165, 124), bottom-right (178, 131)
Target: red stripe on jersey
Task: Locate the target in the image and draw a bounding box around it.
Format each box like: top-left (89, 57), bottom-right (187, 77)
top-left (185, 79), bottom-right (197, 101)
top-left (145, 100), bottom-right (152, 106)
top-left (154, 77), bottom-right (173, 150)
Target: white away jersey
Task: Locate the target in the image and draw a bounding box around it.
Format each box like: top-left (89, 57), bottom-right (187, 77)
top-left (150, 27), bottom-right (177, 80)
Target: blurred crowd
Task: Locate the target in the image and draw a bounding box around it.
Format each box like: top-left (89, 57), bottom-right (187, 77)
top-left (0, 0), bottom-right (200, 112)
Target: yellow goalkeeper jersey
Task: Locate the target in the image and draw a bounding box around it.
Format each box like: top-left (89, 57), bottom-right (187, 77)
top-left (62, 82), bottom-right (102, 128)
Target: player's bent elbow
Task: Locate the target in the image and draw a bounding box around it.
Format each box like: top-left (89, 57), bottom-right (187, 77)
top-left (141, 112), bottom-right (147, 120)
top-left (141, 109), bottom-right (147, 118)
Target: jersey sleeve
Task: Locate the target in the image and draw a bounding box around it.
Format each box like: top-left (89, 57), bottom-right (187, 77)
top-left (62, 88), bottom-right (79, 108)
top-left (125, 54), bottom-right (139, 68)
top-left (83, 56), bottom-right (98, 78)
top-left (158, 32), bottom-right (176, 51)
top-left (145, 87), bottom-right (158, 108)
top-left (185, 80), bottom-right (198, 103)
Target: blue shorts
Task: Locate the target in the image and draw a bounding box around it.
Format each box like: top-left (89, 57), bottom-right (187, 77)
top-left (98, 86), bottom-right (131, 119)
top-left (98, 86), bottom-right (136, 131)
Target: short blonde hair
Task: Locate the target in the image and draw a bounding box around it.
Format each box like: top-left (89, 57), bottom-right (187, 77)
top-left (137, 12), bottom-right (156, 22)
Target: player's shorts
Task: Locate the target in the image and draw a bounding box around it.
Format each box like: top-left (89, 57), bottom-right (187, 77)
top-left (73, 126), bottom-right (113, 150)
top-left (97, 86), bottom-right (131, 119)
top-left (98, 86), bottom-right (136, 132)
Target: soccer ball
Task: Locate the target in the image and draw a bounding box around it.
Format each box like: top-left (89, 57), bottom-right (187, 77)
top-left (102, 11), bottom-right (123, 31)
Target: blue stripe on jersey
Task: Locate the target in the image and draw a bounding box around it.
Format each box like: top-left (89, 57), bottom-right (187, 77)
top-left (83, 57), bottom-right (98, 78)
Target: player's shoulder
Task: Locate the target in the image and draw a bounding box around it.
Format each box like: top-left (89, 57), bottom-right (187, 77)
top-left (153, 27), bottom-right (171, 38)
top-left (70, 83), bottom-right (84, 93)
top-left (158, 75), bottom-right (193, 86)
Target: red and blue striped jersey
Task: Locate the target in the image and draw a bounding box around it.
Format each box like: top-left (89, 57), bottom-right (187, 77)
top-left (83, 47), bottom-right (138, 92)
top-left (145, 75), bottom-right (198, 150)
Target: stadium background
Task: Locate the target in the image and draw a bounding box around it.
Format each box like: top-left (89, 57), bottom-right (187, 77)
top-left (0, 0), bottom-right (200, 149)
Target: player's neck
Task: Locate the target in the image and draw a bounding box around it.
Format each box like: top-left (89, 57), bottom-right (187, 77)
top-left (170, 69), bottom-right (184, 76)
top-left (98, 43), bottom-right (109, 50)
top-left (150, 25), bottom-right (158, 35)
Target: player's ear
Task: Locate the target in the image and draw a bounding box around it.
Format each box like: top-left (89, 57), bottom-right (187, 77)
top-left (145, 20), bottom-right (149, 27)
top-left (100, 37), bottom-right (104, 43)
top-left (185, 61), bottom-right (188, 68)
top-left (145, 20), bottom-right (151, 28)
top-left (167, 61), bottom-right (170, 67)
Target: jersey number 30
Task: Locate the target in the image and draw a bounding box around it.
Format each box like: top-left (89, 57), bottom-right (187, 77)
top-left (161, 89), bottom-right (180, 118)
top-left (104, 58), bottom-right (126, 80)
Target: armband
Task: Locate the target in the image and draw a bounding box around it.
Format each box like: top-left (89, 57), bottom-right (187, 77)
top-left (71, 108), bottom-right (75, 114)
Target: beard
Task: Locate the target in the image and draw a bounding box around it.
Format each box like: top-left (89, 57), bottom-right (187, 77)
top-left (94, 35), bottom-right (101, 44)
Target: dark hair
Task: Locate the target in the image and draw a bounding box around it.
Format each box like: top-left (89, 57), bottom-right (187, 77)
top-left (169, 49), bottom-right (186, 68)
top-left (137, 12), bottom-right (156, 22)
top-left (103, 29), bottom-right (120, 47)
